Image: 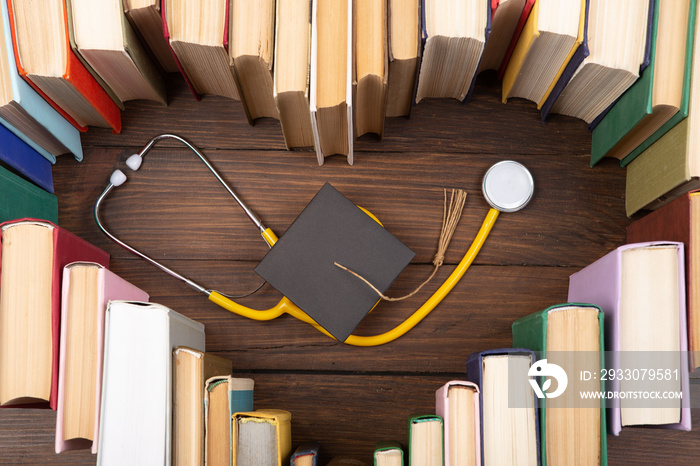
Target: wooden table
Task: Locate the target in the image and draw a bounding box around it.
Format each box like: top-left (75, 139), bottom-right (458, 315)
top-left (0, 74), bottom-right (696, 464)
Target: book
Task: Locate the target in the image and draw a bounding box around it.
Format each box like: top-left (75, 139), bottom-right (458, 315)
top-left (309, 0), bottom-right (353, 164)
top-left (7, 0), bottom-right (122, 133)
top-left (590, 0), bottom-right (694, 167)
top-left (465, 349), bottom-right (539, 466)
top-left (568, 242), bottom-right (691, 434)
top-left (55, 262), bottom-right (149, 454)
top-left (0, 219), bottom-right (109, 410)
top-left (385, 0), bottom-right (420, 118)
top-left (67, 0), bottom-right (167, 106)
top-left (414, 0), bottom-right (489, 104)
top-left (97, 301), bottom-right (205, 465)
top-left (407, 414), bottom-right (443, 466)
top-left (626, 190), bottom-right (700, 368)
top-left (232, 409), bottom-right (292, 466)
top-left (172, 348), bottom-right (233, 466)
top-left (122, 0), bottom-right (179, 73)
top-left (0, 0), bottom-right (82, 161)
top-left (230, 0), bottom-right (278, 124)
top-left (273, 0), bottom-right (313, 149)
top-left (624, 4), bottom-right (700, 216)
top-left (204, 376), bottom-right (254, 466)
top-left (254, 183), bottom-right (415, 343)
top-left (435, 381), bottom-right (480, 466)
top-left (373, 441), bottom-right (403, 466)
top-left (354, 0), bottom-right (388, 139)
top-left (479, 0), bottom-right (535, 75)
top-left (496, 0), bottom-right (536, 79)
top-left (0, 166), bottom-right (56, 222)
top-left (544, 1), bottom-right (653, 124)
top-left (162, 0), bottom-right (240, 101)
top-left (0, 123), bottom-right (54, 193)
top-left (511, 303), bottom-right (607, 466)
top-left (501, 0), bottom-right (585, 108)
top-left (292, 442), bottom-right (321, 466)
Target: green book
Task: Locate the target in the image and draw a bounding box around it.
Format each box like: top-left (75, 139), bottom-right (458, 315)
top-left (590, 0), bottom-right (696, 167)
top-left (373, 440), bottom-right (403, 466)
top-left (512, 303), bottom-right (607, 466)
top-left (406, 414), bottom-right (443, 466)
top-left (0, 165), bottom-right (58, 224)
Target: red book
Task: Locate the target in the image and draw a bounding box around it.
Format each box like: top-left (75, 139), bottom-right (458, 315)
top-left (627, 190), bottom-right (700, 369)
top-left (6, 0), bottom-right (121, 133)
top-left (496, 0), bottom-right (535, 80)
top-left (0, 219), bottom-right (110, 410)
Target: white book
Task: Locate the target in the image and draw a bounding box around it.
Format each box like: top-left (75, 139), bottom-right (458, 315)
top-left (97, 301), bottom-right (205, 466)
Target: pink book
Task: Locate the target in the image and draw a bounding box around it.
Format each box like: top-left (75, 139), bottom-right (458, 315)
top-left (435, 380), bottom-right (481, 466)
top-left (55, 262), bottom-right (149, 454)
top-left (568, 241), bottom-right (691, 435)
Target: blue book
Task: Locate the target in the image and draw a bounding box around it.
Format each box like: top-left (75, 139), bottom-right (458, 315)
top-left (0, 119), bottom-right (54, 192)
top-left (0, 0), bottom-right (83, 162)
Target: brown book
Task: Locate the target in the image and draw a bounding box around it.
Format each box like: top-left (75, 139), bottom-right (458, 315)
top-left (385, 0), bottom-right (420, 118)
top-left (353, 0), bottom-right (388, 138)
top-left (173, 348), bottom-right (232, 466)
top-left (122, 0), bottom-right (179, 73)
top-left (627, 190), bottom-right (700, 368)
top-left (229, 0), bottom-right (278, 123)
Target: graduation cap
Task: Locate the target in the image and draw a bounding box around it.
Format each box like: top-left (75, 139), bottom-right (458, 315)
top-left (254, 183), bottom-right (415, 342)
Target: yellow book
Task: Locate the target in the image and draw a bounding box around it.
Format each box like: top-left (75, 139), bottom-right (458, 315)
top-left (232, 409), bottom-right (292, 465)
top-left (502, 0), bottom-right (585, 107)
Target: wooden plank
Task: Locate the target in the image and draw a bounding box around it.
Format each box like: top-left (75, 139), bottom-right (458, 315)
top-left (79, 74), bottom-right (593, 156)
top-left (55, 146), bottom-right (628, 268)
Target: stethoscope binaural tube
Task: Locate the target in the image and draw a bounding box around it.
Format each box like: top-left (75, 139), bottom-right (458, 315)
top-left (94, 134), bottom-right (534, 346)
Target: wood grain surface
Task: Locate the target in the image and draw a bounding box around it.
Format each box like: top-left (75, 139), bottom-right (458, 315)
top-left (0, 73), bottom-right (697, 465)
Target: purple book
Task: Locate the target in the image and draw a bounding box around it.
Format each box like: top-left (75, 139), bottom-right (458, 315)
top-left (568, 241), bottom-right (691, 435)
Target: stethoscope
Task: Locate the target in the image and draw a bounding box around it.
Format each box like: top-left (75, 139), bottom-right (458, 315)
top-left (94, 134), bottom-right (534, 346)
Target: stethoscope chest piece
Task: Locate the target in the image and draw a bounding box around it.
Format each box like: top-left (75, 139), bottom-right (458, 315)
top-left (482, 160), bottom-right (534, 213)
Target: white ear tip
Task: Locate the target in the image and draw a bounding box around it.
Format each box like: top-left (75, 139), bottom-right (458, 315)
top-left (126, 154), bottom-right (142, 171)
top-left (110, 169), bottom-right (127, 187)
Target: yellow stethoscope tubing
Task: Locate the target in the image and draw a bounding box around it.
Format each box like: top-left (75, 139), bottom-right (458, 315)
top-left (209, 208), bottom-right (500, 346)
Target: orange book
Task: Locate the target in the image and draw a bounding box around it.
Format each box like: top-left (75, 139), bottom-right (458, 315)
top-left (6, 0), bottom-right (121, 133)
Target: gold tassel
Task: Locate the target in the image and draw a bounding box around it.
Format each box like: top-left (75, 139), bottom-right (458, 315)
top-left (335, 188), bottom-right (467, 301)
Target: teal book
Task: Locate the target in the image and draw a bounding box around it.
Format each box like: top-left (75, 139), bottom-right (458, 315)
top-left (0, 0), bottom-right (83, 162)
top-left (512, 303), bottom-right (607, 466)
top-left (0, 165), bottom-right (58, 223)
top-left (590, 0), bottom-right (696, 167)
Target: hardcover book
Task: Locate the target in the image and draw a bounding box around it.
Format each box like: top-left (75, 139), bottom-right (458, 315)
top-left (0, 165), bottom-right (56, 223)
top-left (273, 0), bottom-right (314, 149)
top-left (385, 0), bottom-right (421, 118)
top-left (0, 0), bottom-right (82, 161)
top-left (309, 0), bottom-right (354, 164)
top-left (590, 0), bottom-right (695, 167)
top-left (435, 380), bottom-right (480, 466)
top-left (511, 303), bottom-right (607, 466)
top-left (172, 348), bottom-right (233, 466)
top-left (406, 414), bottom-right (443, 466)
top-left (0, 219), bottom-right (109, 410)
top-left (55, 263), bottom-right (149, 454)
top-left (97, 301), bottom-right (205, 465)
top-left (626, 190), bottom-right (700, 368)
top-left (465, 348), bottom-right (539, 466)
top-left (231, 409), bottom-right (292, 465)
top-left (415, 0), bottom-right (490, 104)
top-left (7, 0), bottom-right (122, 133)
top-left (568, 242), bottom-right (691, 435)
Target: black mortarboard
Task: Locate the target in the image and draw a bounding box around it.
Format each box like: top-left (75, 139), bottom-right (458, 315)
top-left (254, 183), bottom-right (415, 342)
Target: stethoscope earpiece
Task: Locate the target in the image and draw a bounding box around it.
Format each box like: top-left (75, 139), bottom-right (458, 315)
top-left (482, 160), bottom-right (534, 213)
top-left (109, 169), bottom-right (127, 187)
top-left (126, 153), bottom-right (143, 171)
